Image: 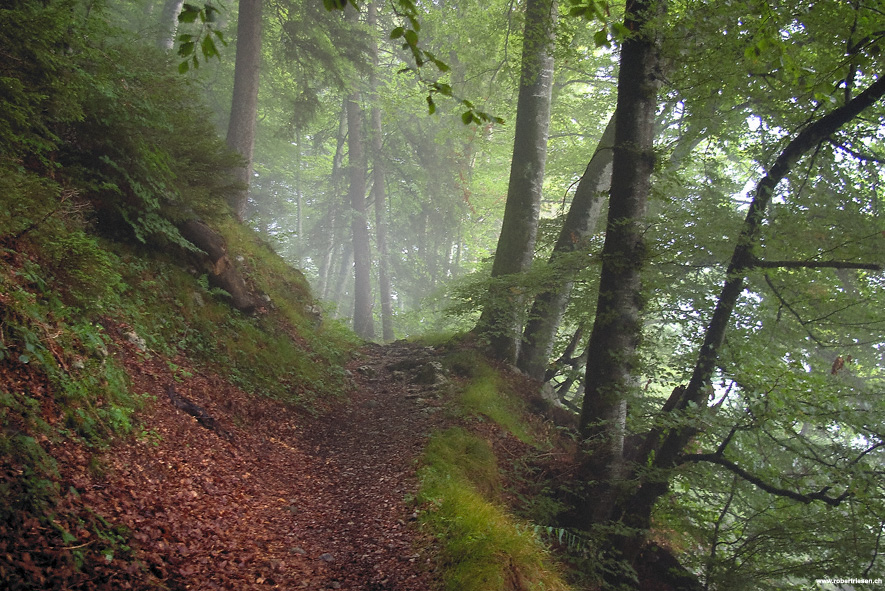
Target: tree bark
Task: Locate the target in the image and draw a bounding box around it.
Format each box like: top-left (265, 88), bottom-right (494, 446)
top-left (518, 113), bottom-right (616, 379)
top-left (157, 0), bottom-right (184, 51)
top-left (226, 0), bottom-right (263, 221)
top-left (369, 1), bottom-right (394, 342)
top-left (346, 85), bottom-right (375, 339)
top-left (477, 0), bottom-right (557, 363)
top-left (577, 0), bottom-right (663, 527)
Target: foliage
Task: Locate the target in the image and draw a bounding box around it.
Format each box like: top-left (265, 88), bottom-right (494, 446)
top-left (176, 2), bottom-right (228, 73)
top-left (417, 427), bottom-right (571, 591)
top-left (453, 355), bottom-right (536, 445)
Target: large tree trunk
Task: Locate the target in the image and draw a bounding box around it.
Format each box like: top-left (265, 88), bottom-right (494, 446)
top-left (577, 0), bottom-right (663, 528)
top-left (226, 0), bottom-right (263, 221)
top-left (368, 1), bottom-right (394, 342)
top-left (346, 87), bottom-right (375, 339)
top-left (157, 0), bottom-right (184, 51)
top-left (518, 114), bottom-right (616, 379)
top-left (477, 0), bottom-right (557, 363)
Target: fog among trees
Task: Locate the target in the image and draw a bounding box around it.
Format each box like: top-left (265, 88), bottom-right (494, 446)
top-left (2, 0), bottom-right (884, 588)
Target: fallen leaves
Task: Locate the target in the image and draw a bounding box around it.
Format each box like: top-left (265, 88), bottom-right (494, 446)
top-left (3, 335), bottom-right (454, 590)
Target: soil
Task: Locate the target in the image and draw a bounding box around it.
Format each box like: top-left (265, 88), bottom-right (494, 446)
top-left (3, 336), bottom-right (459, 590)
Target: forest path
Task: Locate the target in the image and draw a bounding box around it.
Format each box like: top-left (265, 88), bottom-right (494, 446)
top-left (66, 337), bottom-right (451, 591)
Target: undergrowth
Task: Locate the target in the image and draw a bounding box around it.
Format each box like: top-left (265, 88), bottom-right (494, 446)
top-left (417, 427), bottom-right (571, 591)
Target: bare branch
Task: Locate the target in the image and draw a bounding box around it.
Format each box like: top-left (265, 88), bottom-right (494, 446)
top-left (681, 453), bottom-right (851, 507)
top-left (754, 259), bottom-right (883, 271)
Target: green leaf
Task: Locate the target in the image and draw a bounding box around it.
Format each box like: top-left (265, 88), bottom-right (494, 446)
top-left (178, 60), bottom-right (190, 74)
top-left (178, 41), bottom-right (195, 58)
top-left (201, 36), bottom-right (218, 59)
top-left (205, 4), bottom-right (218, 22)
top-left (404, 29), bottom-right (418, 47)
top-left (390, 26), bottom-right (405, 39)
top-left (461, 111), bottom-right (474, 125)
top-left (593, 27), bottom-right (609, 47)
top-left (178, 4), bottom-right (200, 23)
top-left (611, 22), bottom-right (630, 41)
top-left (427, 96), bottom-right (436, 115)
top-left (213, 30), bottom-right (227, 45)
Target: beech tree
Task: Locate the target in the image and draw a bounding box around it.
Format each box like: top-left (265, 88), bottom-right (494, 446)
top-left (477, 0), bottom-right (558, 363)
top-left (564, 1), bottom-right (885, 586)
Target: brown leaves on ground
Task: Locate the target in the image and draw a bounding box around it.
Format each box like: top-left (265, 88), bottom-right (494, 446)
top-left (2, 334), bottom-right (451, 590)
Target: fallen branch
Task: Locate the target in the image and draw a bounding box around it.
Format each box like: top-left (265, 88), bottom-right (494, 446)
top-left (166, 384), bottom-right (232, 442)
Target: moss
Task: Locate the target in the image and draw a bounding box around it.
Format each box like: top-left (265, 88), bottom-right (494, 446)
top-left (418, 428), bottom-right (571, 591)
top-left (448, 355), bottom-right (536, 445)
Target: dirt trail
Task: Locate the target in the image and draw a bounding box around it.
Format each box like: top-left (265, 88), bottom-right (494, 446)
top-left (59, 339), bottom-right (451, 590)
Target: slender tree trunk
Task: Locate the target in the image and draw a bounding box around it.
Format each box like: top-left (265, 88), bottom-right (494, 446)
top-left (346, 87), bottom-right (375, 339)
top-left (477, 0), bottom-right (557, 363)
top-left (577, 0), bottom-right (663, 528)
top-left (318, 106), bottom-right (351, 299)
top-left (518, 114), bottom-right (616, 379)
top-left (157, 0), bottom-right (184, 51)
top-left (332, 241), bottom-right (353, 316)
top-left (226, 0), bottom-right (262, 221)
top-left (368, 1), bottom-right (394, 341)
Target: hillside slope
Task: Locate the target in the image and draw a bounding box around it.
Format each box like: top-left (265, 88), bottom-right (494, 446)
top-left (2, 332), bottom-right (448, 590)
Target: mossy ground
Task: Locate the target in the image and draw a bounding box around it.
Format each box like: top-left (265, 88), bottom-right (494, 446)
top-left (415, 347), bottom-right (575, 591)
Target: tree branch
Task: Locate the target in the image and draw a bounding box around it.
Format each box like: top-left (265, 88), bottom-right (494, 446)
top-left (681, 453), bottom-right (851, 507)
top-left (650, 73), bottom-right (885, 470)
top-left (754, 258), bottom-right (882, 271)
top-left (829, 138), bottom-right (885, 163)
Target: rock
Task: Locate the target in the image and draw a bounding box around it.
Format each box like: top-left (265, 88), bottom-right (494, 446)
top-left (413, 361), bottom-right (448, 387)
top-left (124, 330), bottom-right (147, 351)
top-left (357, 365), bottom-right (377, 378)
top-left (319, 553), bottom-right (334, 562)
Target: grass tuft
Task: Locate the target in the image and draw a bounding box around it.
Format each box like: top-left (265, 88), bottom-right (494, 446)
top-left (418, 428), bottom-right (571, 591)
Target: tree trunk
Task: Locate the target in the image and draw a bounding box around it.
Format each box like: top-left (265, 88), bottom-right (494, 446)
top-left (369, 1), bottom-right (394, 342)
top-left (477, 0), bottom-right (557, 363)
top-left (577, 0), bottom-right (663, 528)
top-left (617, 73), bottom-right (885, 556)
top-left (346, 87), bottom-right (375, 339)
top-left (317, 106), bottom-right (350, 300)
top-left (178, 219), bottom-right (258, 313)
top-left (226, 0), bottom-right (263, 221)
top-left (518, 114), bottom-right (616, 379)
top-left (331, 241), bottom-right (353, 315)
top-left (157, 0), bottom-right (184, 51)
